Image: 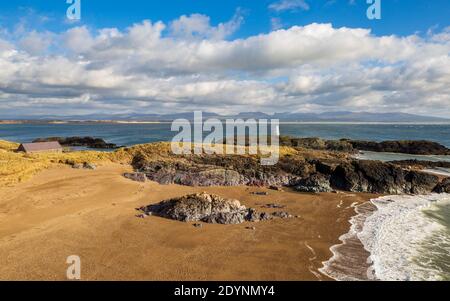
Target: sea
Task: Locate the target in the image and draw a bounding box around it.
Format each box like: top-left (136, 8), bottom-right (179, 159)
top-left (1, 122), bottom-right (450, 148)
top-left (1, 122), bottom-right (450, 281)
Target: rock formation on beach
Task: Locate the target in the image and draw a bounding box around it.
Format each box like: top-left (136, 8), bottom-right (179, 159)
top-left (295, 173), bottom-right (332, 193)
top-left (330, 160), bottom-right (439, 194)
top-left (130, 145), bottom-right (443, 194)
top-left (347, 140), bottom-right (450, 155)
top-left (279, 137), bottom-right (450, 155)
top-left (8, 134), bottom-right (447, 195)
top-left (33, 137), bottom-right (119, 149)
top-left (137, 192), bottom-right (293, 224)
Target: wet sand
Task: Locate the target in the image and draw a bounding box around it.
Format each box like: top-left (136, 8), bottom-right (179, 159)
top-left (0, 164), bottom-right (375, 280)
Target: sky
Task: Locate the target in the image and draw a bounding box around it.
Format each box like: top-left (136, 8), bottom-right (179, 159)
top-left (0, 0), bottom-right (449, 117)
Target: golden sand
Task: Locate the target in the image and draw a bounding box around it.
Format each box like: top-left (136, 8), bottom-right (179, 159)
top-left (0, 163), bottom-right (374, 280)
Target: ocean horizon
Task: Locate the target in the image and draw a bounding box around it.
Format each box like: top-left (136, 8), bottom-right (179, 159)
top-left (2, 123), bottom-right (450, 148)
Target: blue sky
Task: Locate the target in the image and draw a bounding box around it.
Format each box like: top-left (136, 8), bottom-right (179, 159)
top-left (1, 0), bottom-right (449, 38)
top-left (0, 0), bottom-right (449, 117)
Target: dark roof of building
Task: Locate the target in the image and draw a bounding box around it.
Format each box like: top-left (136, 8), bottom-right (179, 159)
top-left (19, 141), bottom-right (63, 152)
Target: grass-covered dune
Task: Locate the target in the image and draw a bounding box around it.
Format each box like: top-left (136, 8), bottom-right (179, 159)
top-left (0, 140), bottom-right (116, 186)
top-left (0, 140), bottom-right (343, 187)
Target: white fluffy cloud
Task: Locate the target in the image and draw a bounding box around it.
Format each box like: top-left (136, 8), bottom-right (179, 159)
top-left (169, 12), bottom-right (243, 40)
top-left (0, 16), bottom-right (449, 117)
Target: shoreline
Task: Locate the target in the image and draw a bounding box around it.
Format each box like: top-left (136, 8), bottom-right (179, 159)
top-left (321, 194), bottom-right (450, 281)
top-left (0, 164), bottom-right (374, 280)
top-left (319, 201), bottom-right (377, 281)
top-left (1, 138), bottom-right (449, 280)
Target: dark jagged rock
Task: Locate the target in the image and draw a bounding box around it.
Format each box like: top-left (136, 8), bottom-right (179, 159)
top-left (137, 156), bottom-right (304, 187)
top-left (245, 208), bottom-right (263, 222)
top-left (330, 160), bottom-right (439, 194)
top-left (405, 171), bottom-right (440, 194)
top-left (33, 136), bottom-right (118, 149)
top-left (202, 212), bottom-right (246, 224)
top-left (279, 136), bottom-right (450, 155)
top-left (130, 142), bottom-right (444, 195)
top-left (295, 173), bottom-right (332, 193)
top-left (138, 193), bottom-right (294, 225)
top-left (280, 137), bottom-right (354, 152)
top-left (433, 178), bottom-right (450, 193)
top-left (310, 160), bottom-right (338, 175)
top-left (141, 192), bottom-right (247, 224)
top-left (347, 140), bottom-right (450, 155)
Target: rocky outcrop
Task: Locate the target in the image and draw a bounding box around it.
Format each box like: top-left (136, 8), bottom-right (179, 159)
top-left (33, 137), bottom-right (119, 149)
top-left (295, 173), bottom-right (332, 193)
top-left (139, 193), bottom-right (247, 224)
top-left (433, 178), bottom-right (450, 193)
top-left (136, 156), bottom-right (306, 187)
top-left (279, 136), bottom-right (450, 155)
top-left (280, 137), bottom-right (354, 152)
top-left (330, 160), bottom-right (439, 194)
top-left (405, 171), bottom-right (440, 194)
top-left (129, 142), bottom-right (445, 195)
top-left (347, 140), bottom-right (450, 155)
top-left (137, 193), bottom-right (294, 224)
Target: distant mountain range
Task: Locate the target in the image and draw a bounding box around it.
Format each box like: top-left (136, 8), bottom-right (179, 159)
top-left (2, 111), bottom-right (450, 123)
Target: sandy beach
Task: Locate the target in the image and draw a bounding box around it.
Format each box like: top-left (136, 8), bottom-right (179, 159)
top-left (0, 163), bottom-right (374, 280)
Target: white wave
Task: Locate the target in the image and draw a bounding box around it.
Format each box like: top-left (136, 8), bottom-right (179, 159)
top-left (319, 201), bottom-right (376, 281)
top-left (320, 193), bottom-right (450, 281)
top-left (359, 194), bottom-right (450, 281)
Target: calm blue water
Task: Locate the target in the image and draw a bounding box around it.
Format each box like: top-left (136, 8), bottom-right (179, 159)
top-left (1, 123), bottom-right (450, 147)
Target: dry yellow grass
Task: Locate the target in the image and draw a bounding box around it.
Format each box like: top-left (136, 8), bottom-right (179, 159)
top-left (0, 139), bottom-right (340, 187)
top-left (0, 141), bottom-right (177, 186)
top-left (0, 140), bottom-right (19, 151)
top-left (0, 142), bottom-right (114, 187)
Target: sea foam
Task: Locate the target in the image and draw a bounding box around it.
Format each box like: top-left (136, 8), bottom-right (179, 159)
top-left (320, 194), bottom-right (450, 281)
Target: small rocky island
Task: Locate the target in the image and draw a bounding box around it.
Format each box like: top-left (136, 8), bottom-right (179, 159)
top-left (137, 192), bottom-right (293, 224)
top-left (33, 137), bottom-right (119, 149)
